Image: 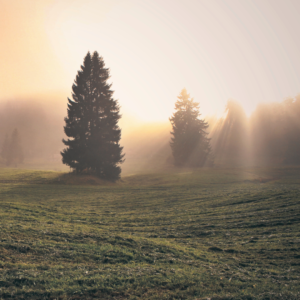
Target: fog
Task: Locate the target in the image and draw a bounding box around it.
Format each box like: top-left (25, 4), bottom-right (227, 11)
top-left (1, 93), bottom-right (300, 173)
top-left (121, 122), bottom-right (172, 174)
top-left (0, 96), bottom-right (172, 173)
top-left (249, 95), bottom-right (300, 165)
top-left (0, 96), bottom-right (65, 169)
top-left (209, 100), bottom-right (251, 166)
top-left (210, 95), bottom-right (300, 167)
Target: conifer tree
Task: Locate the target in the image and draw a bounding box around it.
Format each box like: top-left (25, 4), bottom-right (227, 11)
top-left (169, 88), bottom-right (212, 167)
top-left (61, 51), bottom-right (124, 180)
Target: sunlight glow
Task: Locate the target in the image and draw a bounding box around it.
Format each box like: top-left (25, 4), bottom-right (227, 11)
top-left (1, 0), bottom-right (300, 122)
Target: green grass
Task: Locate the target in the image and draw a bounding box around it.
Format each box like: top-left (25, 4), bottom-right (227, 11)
top-left (0, 167), bottom-right (299, 299)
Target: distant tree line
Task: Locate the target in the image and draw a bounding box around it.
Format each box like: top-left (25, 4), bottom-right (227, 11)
top-left (210, 96), bottom-right (300, 166)
top-left (0, 100), bottom-right (64, 161)
top-left (1, 128), bottom-right (23, 166)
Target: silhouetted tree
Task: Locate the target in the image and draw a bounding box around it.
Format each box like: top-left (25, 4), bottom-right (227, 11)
top-left (169, 88), bottom-right (212, 167)
top-left (61, 51), bottom-right (124, 181)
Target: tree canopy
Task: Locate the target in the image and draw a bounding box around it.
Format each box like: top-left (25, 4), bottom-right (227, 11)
top-left (61, 51), bottom-right (124, 181)
top-left (169, 88), bottom-right (212, 167)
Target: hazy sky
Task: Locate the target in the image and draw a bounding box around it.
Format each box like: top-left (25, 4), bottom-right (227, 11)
top-left (1, 0), bottom-right (300, 121)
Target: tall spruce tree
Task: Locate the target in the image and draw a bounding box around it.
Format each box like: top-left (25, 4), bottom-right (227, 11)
top-left (61, 51), bottom-right (124, 180)
top-left (169, 88), bottom-right (212, 167)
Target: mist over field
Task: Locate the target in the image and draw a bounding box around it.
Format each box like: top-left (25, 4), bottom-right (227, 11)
top-left (1, 94), bottom-right (300, 174)
top-left (0, 95), bottom-right (172, 173)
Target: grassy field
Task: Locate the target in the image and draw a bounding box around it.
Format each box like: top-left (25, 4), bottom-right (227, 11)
top-left (0, 167), bottom-right (299, 299)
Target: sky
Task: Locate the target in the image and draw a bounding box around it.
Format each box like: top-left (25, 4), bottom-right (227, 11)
top-left (1, 0), bottom-right (300, 122)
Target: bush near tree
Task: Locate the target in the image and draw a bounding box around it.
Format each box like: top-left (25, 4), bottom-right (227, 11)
top-left (169, 88), bottom-right (212, 167)
top-left (61, 51), bottom-right (124, 181)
